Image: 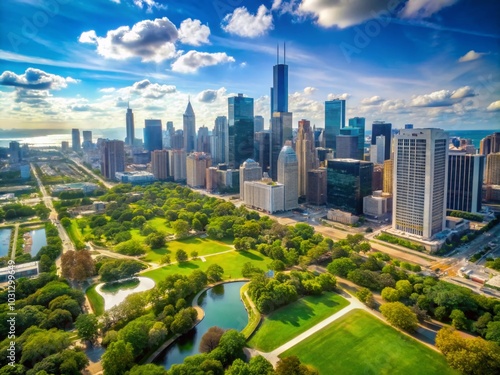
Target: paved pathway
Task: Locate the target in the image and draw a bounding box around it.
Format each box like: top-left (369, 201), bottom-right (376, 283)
top-left (10, 224), bottom-right (19, 260)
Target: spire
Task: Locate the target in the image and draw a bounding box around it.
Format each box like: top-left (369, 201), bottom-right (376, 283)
top-left (184, 99), bottom-right (195, 116)
top-left (284, 42), bottom-right (286, 65)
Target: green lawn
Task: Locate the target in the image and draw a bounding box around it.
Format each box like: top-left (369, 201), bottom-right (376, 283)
top-left (281, 309), bottom-right (458, 375)
top-left (86, 284), bottom-right (104, 316)
top-left (142, 249), bottom-right (269, 283)
top-left (147, 217), bottom-right (174, 234)
top-left (248, 292), bottom-right (349, 352)
top-left (67, 220), bottom-right (85, 244)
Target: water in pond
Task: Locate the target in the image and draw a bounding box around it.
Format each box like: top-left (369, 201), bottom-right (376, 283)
top-left (0, 229), bottom-right (11, 257)
top-left (154, 281), bottom-right (248, 369)
top-left (96, 277), bottom-right (155, 310)
top-left (28, 228), bottom-right (47, 257)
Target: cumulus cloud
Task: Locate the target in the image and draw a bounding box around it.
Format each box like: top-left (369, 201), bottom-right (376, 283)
top-left (222, 5), bottom-right (274, 37)
top-left (99, 87), bottom-right (116, 93)
top-left (327, 93), bottom-right (351, 101)
top-left (14, 89), bottom-right (51, 106)
top-left (71, 104), bottom-right (91, 112)
top-left (289, 91), bottom-right (323, 114)
top-left (0, 68), bottom-right (78, 90)
top-left (171, 51), bottom-right (235, 73)
top-left (131, 79), bottom-right (176, 98)
top-left (298, 0), bottom-right (393, 29)
top-left (361, 95), bottom-right (385, 105)
top-left (303, 87), bottom-right (317, 95)
top-left (133, 0), bottom-right (165, 13)
top-left (79, 17), bottom-right (179, 62)
top-left (458, 50), bottom-right (486, 63)
top-left (272, 0), bottom-right (282, 10)
top-left (178, 18), bottom-right (210, 46)
top-left (487, 100), bottom-right (500, 112)
top-left (401, 0), bottom-right (460, 19)
top-left (410, 86), bottom-right (477, 107)
top-left (197, 89), bottom-right (218, 103)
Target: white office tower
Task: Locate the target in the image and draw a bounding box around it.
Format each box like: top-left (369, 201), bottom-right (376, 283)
top-left (239, 159), bottom-right (262, 201)
top-left (370, 135), bottom-right (385, 164)
top-left (212, 116), bottom-right (229, 164)
top-left (277, 142), bottom-right (299, 211)
top-left (392, 128), bottom-right (448, 240)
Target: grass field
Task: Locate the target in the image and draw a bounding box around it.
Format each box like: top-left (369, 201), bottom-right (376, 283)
top-left (248, 292), bottom-right (349, 352)
top-left (142, 249), bottom-right (269, 283)
top-left (240, 282), bottom-right (261, 339)
top-left (67, 220), bottom-right (85, 245)
top-left (281, 309), bottom-right (458, 375)
top-left (86, 284), bottom-right (104, 316)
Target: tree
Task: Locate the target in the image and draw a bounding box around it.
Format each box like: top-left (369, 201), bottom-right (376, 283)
top-left (199, 326), bottom-right (225, 353)
top-left (20, 329), bottom-right (71, 367)
top-left (218, 330), bottom-right (246, 365)
top-left (61, 250), bottom-right (95, 282)
top-left (75, 313), bottom-right (99, 343)
top-left (276, 356), bottom-right (319, 375)
top-left (115, 239), bottom-right (147, 256)
top-left (450, 309), bottom-right (467, 330)
top-left (207, 264), bottom-right (224, 282)
top-left (381, 287), bottom-right (401, 302)
top-left (486, 321), bottom-right (500, 344)
top-left (327, 257), bottom-right (357, 277)
top-left (148, 322), bottom-right (168, 347)
top-left (101, 340), bottom-right (134, 375)
top-left (380, 302), bottom-right (418, 332)
top-left (356, 287), bottom-right (375, 308)
top-left (190, 250), bottom-right (199, 259)
top-left (172, 219), bottom-right (190, 238)
top-left (248, 355), bottom-right (274, 375)
top-left (160, 255), bottom-right (171, 265)
top-left (395, 280), bottom-right (413, 298)
top-left (175, 249), bottom-right (188, 263)
top-left (241, 262), bottom-right (264, 278)
top-left (146, 232), bottom-right (165, 249)
top-left (128, 364), bottom-right (167, 375)
top-left (60, 217), bottom-right (71, 228)
top-left (39, 254), bottom-right (53, 273)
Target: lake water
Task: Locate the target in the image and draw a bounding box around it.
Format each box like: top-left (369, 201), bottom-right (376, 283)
top-left (0, 229), bottom-right (12, 257)
top-left (154, 281), bottom-right (249, 369)
top-left (96, 277), bottom-right (155, 310)
top-left (29, 228), bottom-right (47, 257)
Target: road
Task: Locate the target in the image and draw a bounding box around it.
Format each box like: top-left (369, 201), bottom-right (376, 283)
top-left (30, 163), bottom-right (74, 269)
top-left (70, 157), bottom-right (116, 190)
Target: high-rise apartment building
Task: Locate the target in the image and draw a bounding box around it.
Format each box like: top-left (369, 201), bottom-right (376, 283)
top-left (447, 151), bottom-right (484, 213)
top-left (254, 131), bottom-right (271, 175)
top-left (348, 117), bottom-right (366, 159)
top-left (170, 149), bottom-right (186, 181)
top-left (239, 159), bottom-right (262, 201)
top-left (228, 94), bottom-right (254, 169)
top-left (480, 132), bottom-right (500, 155)
top-left (296, 119), bottom-right (318, 197)
top-left (126, 106), bottom-right (134, 146)
top-left (72, 129), bottom-right (81, 151)
top-left (324, 99), bottom-right (346, 151)
top-left (186, 152), bottom-right (212, 188)
top-left (183, 100), bottom-right (196, 153)
top-left (171, 130), bottom-right (184, 150)
top-left (143, 120), bottom-right (163, 151)
top-left (326, 159), bottom-right (373, 215)
top-left (485, 153), bottom-right (500, 185)
top-left (151, 150), bottom-right (170, 180)
top-left (392, 128), bottom-right (448, 239)
top-left (212, 116), bottom-right (228, 164)
top-left (278, 143), bottom-right (299, 211)
top-left (101, 140), bottom-right (125, 180)
top-left (197, 126), bottom-right (210, 153)
top-left (270, 111), bottom-right (292, 181)
top-left (371, 121), bottom-right (392, 161)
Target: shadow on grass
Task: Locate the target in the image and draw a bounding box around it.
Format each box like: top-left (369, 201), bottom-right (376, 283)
top-left (239, 251), bottom-right (264, 261)
top-left (178, 261), bottom-right (199, 269)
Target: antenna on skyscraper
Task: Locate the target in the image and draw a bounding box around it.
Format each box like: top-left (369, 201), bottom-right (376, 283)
top-left (284, 42), bottom-right (286, 65)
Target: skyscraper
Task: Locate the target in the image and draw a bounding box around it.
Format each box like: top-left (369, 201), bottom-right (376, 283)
top-left (383, 159), bottom-right (393, 194)
top-left (82, 131), bottom-right (93, 150)
top-left (270, 111), bottom-right (292, 181)
top-left (151, 150), bottom-right (170, 180)
top-left (393, 128), bottom-right (448, 239)
top-left (278, 142), bottom-right (299, 211)
top-left (212, 116), bottom-right (228, 164)
top-left (101, 140), bottom-right (125, 180)
top-left (324, 99), bottom-right (346, 151)
top-left (254, 131), bottom-right (271, 174)
top-left (371, 121), bottom-right (392, 161)
top-left (337, 128), bottom-right (359, 159)
top-left (143, 119), bottom-right (163, 151)
top-left (447, 151), bottom-right (484, 213)
top-left (480, 132), bottom-right (500, 155)
top-left (307, 169), bottom-right (327, 205)
top-left (326, 159), bottom-right (373, 215)
top-left (9, 141), bottom-right (21, 163)
top-left (296, 119), bottom-right (318, 197)
top-left (486, 153), bottom-right (500, 185)
top-left (370, 135), bottom-right (386, 164)
top-left (196, 126), bottom-right (210, 153)
top-left (270, 44), bottom-right (288, 115)
top-left (348, 117), bottom-right (366, 159)
top-left (72, 129), bottom-right (81, 151)
top-left (183, 100), bottom-right (196, 153)
top-left (254, 115), bottom-right (264, 132)
top-left (228, 94), bottom-right (254, 169)
top-left (186, 152), bottom-right (212, 188)
top-left (126, 105), bottom-right (134, 146)
top-left (239, 159), bottom-right (262, 201)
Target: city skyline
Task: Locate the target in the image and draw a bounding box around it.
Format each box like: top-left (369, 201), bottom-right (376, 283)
top-left (0, 0), bottom-right (499, 132)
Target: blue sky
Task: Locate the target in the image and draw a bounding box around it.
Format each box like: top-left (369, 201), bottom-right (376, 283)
top-left (0, 0), bottom-right (499, 132)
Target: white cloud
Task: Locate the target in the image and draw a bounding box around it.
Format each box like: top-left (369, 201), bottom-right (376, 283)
top-left (458, 50), bottom-right (486, 63)
top-left (327, 93), bottom-right (351, 101)
top-left (401, 0), bottom-right (460, 19)
top-left (361, 95), bottom-right (385, 105)
top-left (171, 51), bottom-right (235, 73)
top-left (178, 19), bottom-right (210, 46)
top-left (222, 5), bottom-right (274, 38)
top-left (133, 0), bottom-right (165, 13)
top-left (131, 79), bottom-right (176, 98)
top-left (197, 88), bottom-right (228, 103)
top-left (410, 86), bottom-right (476, 107)
top-left (99, 87), bottom-right (116, 93)
top-left (272, 0), bottom-right (282, 10)
top-left (486, 100), bottom-right (500, 112)
top-left (79, 18), bottom-right (179, 62)
top-left (0, 68), bottom-right (78, 90)
top-left (303, 86), bottom-right (317, 95)
top-left (240, 62), bottom-right (247, 68)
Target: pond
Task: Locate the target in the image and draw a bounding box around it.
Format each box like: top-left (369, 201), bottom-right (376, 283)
top-left (25, 228), bottom-right (47, 257)
top-left (96, 277), bottom-right (155, 311)
top-left (154, 281), bottom-right (248, 369)
top-left (0, 229), bottom-right (11, 257)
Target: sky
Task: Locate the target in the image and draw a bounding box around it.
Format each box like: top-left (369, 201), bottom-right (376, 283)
top-left (0, 0), bottom-right (499, 133)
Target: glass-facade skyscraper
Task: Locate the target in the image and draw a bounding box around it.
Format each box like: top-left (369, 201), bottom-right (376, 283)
top-left (324, 99), bottom-right (346, 151)
top-left (143, 119), bottom-right (163, 152)
top-left (126, 106), bottom-right (134, 146)
top-left (228, 94), bottom-right (254, 169)
top-left (348, 117), bottom-right (366, 160)
top-left (271, 44), bottom-right (288, 115)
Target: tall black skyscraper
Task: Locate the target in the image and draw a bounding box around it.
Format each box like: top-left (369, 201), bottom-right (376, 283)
top-left (371, 121), bottom-right (392, 161)
top-left (228, 94), bottom-right (254, 169)
top-left (144, 119), bottom-right (163, 151)
top-left (270, 44), bottom-right (288, 115)
top-left (126, 105), bottom-right (134, 146)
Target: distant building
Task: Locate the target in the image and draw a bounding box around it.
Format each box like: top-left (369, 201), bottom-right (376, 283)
top-left (270, 111), bottom-right (292, 181)
top-left (348, 117), bottom-right (366, 160)
top-left (383, 159), bottom-right (393, 194)
top-left (52, 182), bottom-right (99, 194)
top-left (480, 132), bottom-right (500, 155)
top-left (151, 150), bottom-right (170, 180)
top-left (100, 140), bottom-right (125, 180)
top-left (9, 141), bottom-right (21, 163)
top-left (171, 130), bottom-right (184, 150)
top-left (447, 151), bottom-right (484, 213)
top-left (336, 133), bottom-right (359, 159)
top-left (239, 159), bottom-right (262, 201)
top-left (115, 171), bottom-right (155, 184)
top-left (254, 131), bottom-right (271, 175)
top-left (61, 141), bottom-right (69, 151)
top-left (170, 149), bottom-right (186, 182)
top-left (144, 119), bottom-right (163, 151)
top-left (212, 116), bottom-right (228, 164)
top-left (278, 143), bottom-right (299, 211)
top-left (327, 209), bottom-right (359, 225)
top-left (296, 119), bottom-right (317, 197)
top-left (327, 159), bottom-right (373, 215)
top-left (244, 178), bottom-right (285, 213)
top-left (363, 191), bottom-right (391, 217)
top-left (72, 129), bottom-right (81, 151)
top-left (254, 115), bottom-right (265, 132)
top-left (371, 121), bottom-right (392, 161)
top-left (196, 126), bottom-right (210, 153)
top-left (393, 128), bottom-right (448, 240)
top-left (486, 153), bottom-right (500, 185)
top-left (186, 152), bottom-right (212, 188)
top-left (370, 135), bottom-right (386, 164)
top-left (324, 99), bottom-right (346, 151)
top-left (228, 94), bottom-right (254, 169)
top-left (183, 100), bottom-right (196, 153)
top-left (20, 164), bottom-right (30, 179)
top-left (307, 168), bottom-right (327, 205)
top-left (372, 164), bottom-right (384, 191)
top-left (126, 105), bottom-right (135, 146)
